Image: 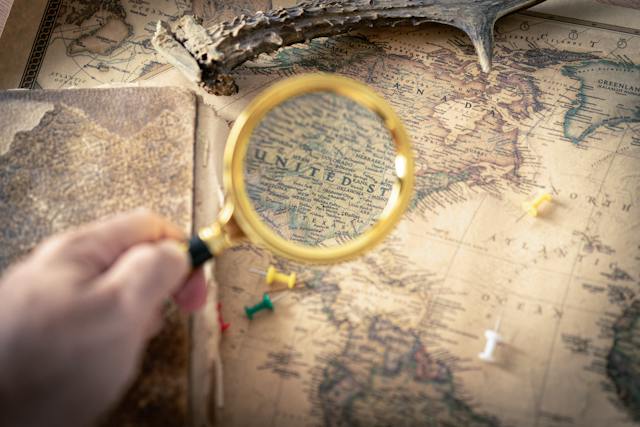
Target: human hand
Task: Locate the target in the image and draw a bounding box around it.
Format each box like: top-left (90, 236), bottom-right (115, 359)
top-left (0, 209), bottom-right (207, 427)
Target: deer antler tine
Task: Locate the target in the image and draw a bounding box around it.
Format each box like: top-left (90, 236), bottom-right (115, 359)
top-left (152, 0), bottom-right (544, 95)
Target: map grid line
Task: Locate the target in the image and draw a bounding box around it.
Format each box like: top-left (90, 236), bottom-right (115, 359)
top-left (533, 124), bottom-right (629, 427)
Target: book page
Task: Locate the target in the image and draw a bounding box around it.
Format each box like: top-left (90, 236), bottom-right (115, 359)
top-left (189, 96), bottom-right (229, 427)
top-left (0, 86), bottom-right (197, 425)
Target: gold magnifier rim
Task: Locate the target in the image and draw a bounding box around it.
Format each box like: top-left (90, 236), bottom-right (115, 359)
top-left (223, 73), bottom-right (414, 264)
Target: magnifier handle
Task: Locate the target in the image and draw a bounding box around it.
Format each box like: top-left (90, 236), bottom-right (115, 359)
top-left (187, 235), bottom-right (214, 268)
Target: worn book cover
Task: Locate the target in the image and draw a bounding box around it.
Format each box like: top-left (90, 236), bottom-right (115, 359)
top-left (0, 86), bottom-right (222, 426)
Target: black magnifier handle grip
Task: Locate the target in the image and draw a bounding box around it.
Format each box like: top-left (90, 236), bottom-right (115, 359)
top-left (187, 235), bottom-right (214, 268)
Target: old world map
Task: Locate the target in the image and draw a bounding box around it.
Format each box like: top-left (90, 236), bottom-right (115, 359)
top-left (206, 7), bottom-right (640, 427)
top-left (9, 0), bottom-right (640, 426)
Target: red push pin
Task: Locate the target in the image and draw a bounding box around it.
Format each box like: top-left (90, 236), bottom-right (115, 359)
top-left (217, 303), bottom-right (230, 333)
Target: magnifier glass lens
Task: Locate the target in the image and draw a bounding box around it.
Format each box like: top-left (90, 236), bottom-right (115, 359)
top-left (244, 91), bottom-right (396, 248)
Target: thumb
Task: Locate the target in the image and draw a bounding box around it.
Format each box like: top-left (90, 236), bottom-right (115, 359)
top-left (97, 240), bottom-right (190, 318)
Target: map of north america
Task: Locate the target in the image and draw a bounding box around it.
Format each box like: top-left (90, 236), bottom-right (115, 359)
top-left (212, 11), bottom-right (640, 427)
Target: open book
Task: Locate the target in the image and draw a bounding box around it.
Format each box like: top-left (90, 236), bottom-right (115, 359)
top-left (0, 86), bottom-right (226, 426)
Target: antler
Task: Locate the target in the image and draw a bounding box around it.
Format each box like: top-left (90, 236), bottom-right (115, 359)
top-left (152, 0), bottom-right (544, 96)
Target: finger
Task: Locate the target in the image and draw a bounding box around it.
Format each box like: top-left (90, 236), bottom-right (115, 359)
top-left (35, 209), bottom-right (186, 277)
top-left (96, 240), bottom-right (190, 321)
top-left (173, 268), bottom-right (208, 313)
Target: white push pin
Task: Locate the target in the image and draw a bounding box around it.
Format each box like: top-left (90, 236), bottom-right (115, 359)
top-left (478, 317), bottom-right (502, 362)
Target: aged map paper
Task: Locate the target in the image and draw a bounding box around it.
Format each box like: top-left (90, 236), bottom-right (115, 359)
top-left (0, 1), bottom-right (639, 426)
top-left (0, 87), bottom-right (195, 425)
top-left (192, 5), bottom-right (639, 427)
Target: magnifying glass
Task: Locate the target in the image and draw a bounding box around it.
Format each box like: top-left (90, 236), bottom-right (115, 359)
top-left (187, 73), bottom-right (414, 267)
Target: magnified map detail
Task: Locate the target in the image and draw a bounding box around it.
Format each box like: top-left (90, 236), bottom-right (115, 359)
top-left (244, 91), bottom-right (396, 247)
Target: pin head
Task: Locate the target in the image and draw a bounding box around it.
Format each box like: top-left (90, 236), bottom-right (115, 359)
top-left (262, 293), bottom-right (274, 309)
top-left (265, 265), bottom-right (276, 283)
top-left (217, 303), bottom-right (231, 332)
top-left (522, 193), bottom-right (553, 217)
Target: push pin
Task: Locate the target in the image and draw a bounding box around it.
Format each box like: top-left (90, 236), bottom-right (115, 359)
top-left (244, 293), bottom-right (274, 319)
top-left (217, 303), bottom-right (230, 333)
top-left (249, 265), bottom-right (297, 289)
top-left (522, 193), bottom-right (552, 217)
top-left (478, 317), bottom-right (502, 362)
top-left (244, 292), bottom-right (291, 320)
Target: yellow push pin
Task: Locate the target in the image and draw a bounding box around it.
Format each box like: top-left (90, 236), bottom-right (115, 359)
top-left (249, 265), bottom-right (297, 289)
top-left (266, 265), bottom-right (297, 288)
top-left (522, 193), bottom-right (552, 217)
